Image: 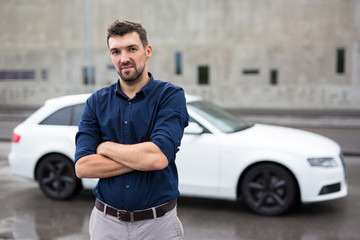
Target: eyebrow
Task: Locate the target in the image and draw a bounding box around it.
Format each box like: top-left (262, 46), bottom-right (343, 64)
top-left (126, 44), bottom-right (139, 49)
top-left (110, 44), bottom-right (140, 52)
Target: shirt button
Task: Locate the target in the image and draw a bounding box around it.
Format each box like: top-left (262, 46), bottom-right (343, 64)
top-left (125, 185), bottom-right (130, 189)
top-left (128, 102), bottom-right (131, 105)
top-left (124, 121), bottom-right (128, 124)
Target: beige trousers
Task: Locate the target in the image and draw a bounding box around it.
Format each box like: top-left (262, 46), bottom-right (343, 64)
top-left (89, 205), bottom-right (184, 240)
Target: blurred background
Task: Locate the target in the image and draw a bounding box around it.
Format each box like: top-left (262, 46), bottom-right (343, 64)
top-left (1, 0), bottom-right (359, 111)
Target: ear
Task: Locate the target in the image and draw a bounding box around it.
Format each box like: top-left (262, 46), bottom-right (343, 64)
top-left (146, 45), bottom-right (152, 59)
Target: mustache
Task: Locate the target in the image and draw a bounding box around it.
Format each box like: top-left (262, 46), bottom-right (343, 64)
top-left (120, 61), bottom-right (135, 68)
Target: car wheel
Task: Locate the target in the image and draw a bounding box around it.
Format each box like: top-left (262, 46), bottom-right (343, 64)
top-left (241, 163), bottom-right (297, 216)
top-left (36, 154), bottom-right (82, 200)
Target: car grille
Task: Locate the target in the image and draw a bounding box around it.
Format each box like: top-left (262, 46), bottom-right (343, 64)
top-left (319, 183), bottom-right (341, 195)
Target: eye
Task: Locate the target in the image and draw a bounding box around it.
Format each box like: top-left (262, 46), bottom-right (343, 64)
top-left (111, 50), bottom-right (120, 55)
top-left (129, 48), bottom-right (137, 52)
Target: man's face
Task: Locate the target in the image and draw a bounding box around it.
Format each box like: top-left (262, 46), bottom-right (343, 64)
top-left (108, 32), bottom-right (152, 83)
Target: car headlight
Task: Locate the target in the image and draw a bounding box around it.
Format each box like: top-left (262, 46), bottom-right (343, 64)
top-left (307, 157), bottom-right (337, 167)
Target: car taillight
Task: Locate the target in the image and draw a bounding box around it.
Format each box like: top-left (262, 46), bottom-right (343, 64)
top-left (12, 133), bottom-right (21, 143)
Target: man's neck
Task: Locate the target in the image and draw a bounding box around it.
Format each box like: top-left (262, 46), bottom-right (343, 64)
top-left (119, 73), bottom-right (150, 99)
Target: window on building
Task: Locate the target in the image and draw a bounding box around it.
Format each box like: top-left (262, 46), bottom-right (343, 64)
top-left (175, 52), bottom-right (182, 75)
top-left (336, 48), bottom-right (346, 74)
top-left (0, 70), bottom-right (35, 80)
top-left (243, 69), bottom-right (260, 75)
top-left (270, 69), bottom-right (278, 85)
top-left (107, 64), bottom-right (115, 70)
top-left (198, 66), bottom-right (209, 85)
top-left (83, 67), bottom-right (95, 85)
top-left (42, 70), bottom-right (48, 80)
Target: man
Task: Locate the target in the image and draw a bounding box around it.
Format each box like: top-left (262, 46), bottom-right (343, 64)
top-left (75, 20), bottom-right (189, 239)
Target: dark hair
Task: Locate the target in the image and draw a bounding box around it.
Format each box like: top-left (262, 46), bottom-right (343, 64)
top-left (107, 20), bottom-right (148, 48)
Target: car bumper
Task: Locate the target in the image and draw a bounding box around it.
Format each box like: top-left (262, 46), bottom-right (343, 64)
top-left (299, 167), bottom-right (348, 203)
top-left (8, 149), bottom-right (37, 179)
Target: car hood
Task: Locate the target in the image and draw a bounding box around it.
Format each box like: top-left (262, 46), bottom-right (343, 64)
top-left (229, 123), bottom-right (341, 157)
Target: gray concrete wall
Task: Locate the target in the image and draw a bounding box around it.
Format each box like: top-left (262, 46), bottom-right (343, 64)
top-left (0, 0), bottom-right (359, 109)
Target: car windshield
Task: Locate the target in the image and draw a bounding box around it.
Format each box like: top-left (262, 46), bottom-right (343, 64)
top-left (187, 101), bottom-right (253, 133)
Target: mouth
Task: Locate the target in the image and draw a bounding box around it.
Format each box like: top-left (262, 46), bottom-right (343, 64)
top-left (120, 63), bottom-right (134, 71)
top-left (121, 66), bottom-right (133, 70)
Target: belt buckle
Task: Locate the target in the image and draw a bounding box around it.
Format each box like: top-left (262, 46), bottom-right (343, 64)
top-left (117, 210), bottom-right (135, 222)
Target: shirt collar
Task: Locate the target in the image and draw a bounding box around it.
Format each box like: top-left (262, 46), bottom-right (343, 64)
top-left (114, 72), bottom-right (155, 99)
top-left (140, 72), bottom-right (155, 97)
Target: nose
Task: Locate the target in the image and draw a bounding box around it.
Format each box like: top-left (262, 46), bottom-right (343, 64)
top-left (120, 53), bottom-right (130, 64)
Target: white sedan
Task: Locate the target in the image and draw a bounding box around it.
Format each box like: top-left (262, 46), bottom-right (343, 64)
top-left (8, 94), bottom-right (347, 215)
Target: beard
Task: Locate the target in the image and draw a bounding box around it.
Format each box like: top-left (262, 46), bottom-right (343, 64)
top-left (117, 61), bottom-right (146, 83)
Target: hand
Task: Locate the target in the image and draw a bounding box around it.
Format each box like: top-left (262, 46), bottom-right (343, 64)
top-left (96, 142), bottom-right (108, 156)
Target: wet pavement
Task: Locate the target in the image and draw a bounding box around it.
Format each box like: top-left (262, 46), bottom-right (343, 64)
top-left (0, 159), bottom-right (93, 239)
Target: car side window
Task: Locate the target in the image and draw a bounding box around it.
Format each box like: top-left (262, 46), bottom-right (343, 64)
top-left (71, 103), bottom-right (85, 126)
top-left (40, 106), bottom-right (72, 126)
top-left (40, 103), bottom-right (85, 126)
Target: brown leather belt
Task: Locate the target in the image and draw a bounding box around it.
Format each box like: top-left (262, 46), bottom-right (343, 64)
top-left (95, 198), bottom-right (177, 222)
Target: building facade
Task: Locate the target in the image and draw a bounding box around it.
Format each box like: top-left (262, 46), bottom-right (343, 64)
top-left (1, 0), bottom-right (359, 110)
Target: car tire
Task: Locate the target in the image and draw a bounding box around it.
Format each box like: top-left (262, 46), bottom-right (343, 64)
top-left (36, 154), bottom-right (82, 200)
top-left (241, 163), bottom-right (297, 216)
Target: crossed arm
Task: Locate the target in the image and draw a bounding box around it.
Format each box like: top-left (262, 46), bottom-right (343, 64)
top-left (75, 141), bottom-right (169, 179)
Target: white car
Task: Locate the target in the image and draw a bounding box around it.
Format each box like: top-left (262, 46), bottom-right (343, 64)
top-left (8, 94), bottom-right (347, 216)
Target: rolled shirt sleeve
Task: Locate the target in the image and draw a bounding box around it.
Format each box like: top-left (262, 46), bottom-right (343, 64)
top-left (74, 96), bottom-right (102, 162)
top-left (150, 87), bottom-right (189, 163)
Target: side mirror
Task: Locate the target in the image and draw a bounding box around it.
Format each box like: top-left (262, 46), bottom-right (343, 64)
top-left (184, 122), bottom-right (204, 135)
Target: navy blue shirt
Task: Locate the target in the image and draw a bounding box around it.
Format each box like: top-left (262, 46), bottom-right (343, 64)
top-left (75, 73), bottom-right (189, 210)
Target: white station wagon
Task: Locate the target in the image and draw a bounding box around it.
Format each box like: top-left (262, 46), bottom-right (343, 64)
top-left (8, 94), bottom-right (347, 215)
